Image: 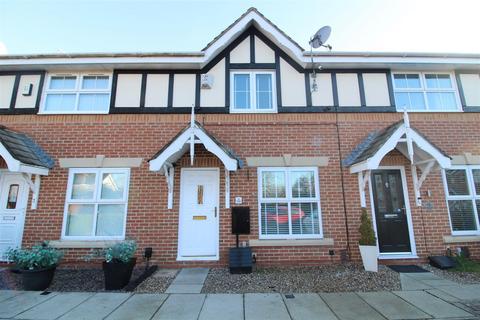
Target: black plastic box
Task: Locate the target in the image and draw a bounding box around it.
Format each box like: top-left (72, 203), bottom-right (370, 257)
top-left (229, 247), bottom-right (252, 274)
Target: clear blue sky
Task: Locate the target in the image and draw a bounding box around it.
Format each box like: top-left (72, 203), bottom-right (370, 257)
top-left (1, 0), bottom-right (479, 55)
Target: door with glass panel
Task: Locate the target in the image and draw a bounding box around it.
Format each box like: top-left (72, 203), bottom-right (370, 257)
top-left (178, 168), bottom-right (219, 260)
top-left (0, 173), bottom-right (28, 261)
top-left (63, 169), bottom-right (129, 239)
top-left (371, 169), bottom-right (411, 253)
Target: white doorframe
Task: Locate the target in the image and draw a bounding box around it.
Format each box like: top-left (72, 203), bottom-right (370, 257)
top-left (0, 171), bottom-right (29, 261)
top-left (368, 166), bottom-right (418, 259)
top-left (177, 167), bottom-right (220, 261)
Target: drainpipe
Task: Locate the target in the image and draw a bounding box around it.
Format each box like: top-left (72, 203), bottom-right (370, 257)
top-left (334, 109), bottom-right (352, 261)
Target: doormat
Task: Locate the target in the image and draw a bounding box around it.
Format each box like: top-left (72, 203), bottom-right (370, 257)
top-left (388, 265), bottom-right (429, 273)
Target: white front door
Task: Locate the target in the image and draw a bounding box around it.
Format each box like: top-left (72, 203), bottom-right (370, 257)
top-left (0, 173), bottom-right (29, 261)
top-left (178, 168), bottom-right (219, 261)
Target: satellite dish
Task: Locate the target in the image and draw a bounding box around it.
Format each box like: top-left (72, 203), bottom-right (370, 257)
top-left (309, 26), bottom-right (331, 48)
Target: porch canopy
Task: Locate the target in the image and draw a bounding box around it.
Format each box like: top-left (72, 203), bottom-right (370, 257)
top-left (149, 111), bottom-right (242, 209)
top-left (343, 112), bottom-right (451, 207)
top-left (0, 126), bottom-right (54, 209)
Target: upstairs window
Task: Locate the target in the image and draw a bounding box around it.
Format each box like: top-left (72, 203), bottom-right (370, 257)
top-left (443, 166), bottom-right (480, 235)
top-left (393, 72), bottom-right (460, 111)
top-left (230, 71), bottom-right (276, 113)
top-left (42, 73), bottom-right (111, 113)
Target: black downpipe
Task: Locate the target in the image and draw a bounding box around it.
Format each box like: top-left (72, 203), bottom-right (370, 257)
top-left (335, 110), bottom-right (352, 261)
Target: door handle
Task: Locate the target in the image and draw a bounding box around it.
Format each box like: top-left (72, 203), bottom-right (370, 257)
top-left (214, 207), bottom-right (217, 218)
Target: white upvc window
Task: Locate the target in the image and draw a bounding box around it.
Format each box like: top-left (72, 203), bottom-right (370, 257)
top-left (42, 73), bottom-right (112, 114)
top-left (257, 167), bottom-right (322, 239)
top-left (442, 166), bottom-right (480, 235)
top-left (230, 71), bottom-right (276, 113)
top-left (62, 168), bottom-right (130, 240)
top-left (392, 72), bottom-right (461, 112)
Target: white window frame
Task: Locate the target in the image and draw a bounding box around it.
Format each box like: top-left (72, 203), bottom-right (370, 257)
top-left (61, 168), bottom-right (130, 240)
top-left (442, 165), bottom-right (480, 236)
top-left (230, 70), bottom-right (277, 113)
top-left (257, 167), bottom-right (323, 239)
top-left (392, 71), bottom-right (462, 112)
top-left (41, 72), bottom-right (112, 114)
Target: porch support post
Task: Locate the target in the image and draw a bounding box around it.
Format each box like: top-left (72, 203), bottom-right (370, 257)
top-left (358, 170), bottom-right (370, 207)
top-left (21, 173), bottom-right (41, 210)
top-left (225, 168), bottom-right (230, 209)
top-left (164, 164), bottom-right (174, 209)
top-left (411, 160), bottom-right (435, 206)
top-left (404, 110), bottom-right (414, 163)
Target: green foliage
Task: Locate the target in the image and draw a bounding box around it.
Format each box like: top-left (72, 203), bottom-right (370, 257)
top-left (104, 240), bottom-right (137, 263)
top-left (358, 208), bottom-right (376, 246)
top-left (6, 242), bottom-right (63, 270)
top-left (452, 252), bottom-right (480, 273)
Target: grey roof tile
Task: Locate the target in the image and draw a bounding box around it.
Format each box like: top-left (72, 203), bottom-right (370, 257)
top-left (0, 126), bottom-right (54, 169)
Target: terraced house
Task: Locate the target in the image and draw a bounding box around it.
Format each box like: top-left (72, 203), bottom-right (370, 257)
top-left (0, 8), bottom-right (479, 267)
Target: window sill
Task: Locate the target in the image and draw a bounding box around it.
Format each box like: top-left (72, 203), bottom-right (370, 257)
top-left (49, 240), bottom-right (121, 249)
top-left (443, 235), bottom-right (480, 244)
top-left (249, 238), bottom-right (334, 247)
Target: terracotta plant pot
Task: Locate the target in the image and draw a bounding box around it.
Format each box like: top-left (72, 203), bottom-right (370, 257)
top-left (359, 245), bottom-right (378, 272)
top-left (102, 258), bottom-right (136, 290)
top-left (16, 265), bottom-right (57, 291)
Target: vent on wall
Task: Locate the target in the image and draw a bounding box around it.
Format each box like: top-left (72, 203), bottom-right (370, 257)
top-left (200, 74), bottom-right (213, 89)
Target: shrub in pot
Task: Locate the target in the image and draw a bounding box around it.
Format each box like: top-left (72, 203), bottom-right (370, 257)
top-left (6, 242), bottom-right (63, 291)
top-left (102, 240), bottom-right (137, 290)
top-left (358, 208), bottom-right (378, 272)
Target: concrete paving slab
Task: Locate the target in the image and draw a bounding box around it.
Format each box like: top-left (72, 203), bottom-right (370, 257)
top-left (436, 285), bottom-right (480, 301)
top-left (165, 284), bottom-right (203, 293)
top-left (425, 289), bottom-right (460, 303)
top-left (394, 290), bottom-right (473, 319)
top-left (283, 293), bottom-right (337, 320)
top-left (0, 291), bottom-right (58, 319)
top-left (198, 294), bottom-right (243, 320)
top-left (400, 274), bottom-right (432, 291)
top-left (58, 292), bottom-right (131, 320)
top-left (171, 268), bottom-right (209, 284)
top-left (0, 290), bottom-right (23, 303)
top-left (320, 292), bottom-right (385, 320)
top-left (403, 272), bottom-right (442, 280)
top-left (420, 279), bottom-right (458, 287)
top-left (105, 293), bottom-right (168, 320)
top-left (244, 293), bottom-right (291, 320)
top-left (152, 294), bottom-right (205, 320)
top-left (358, 291), bottom-right (430, 320)
top-left (15, 292), bottom-right (94, 320)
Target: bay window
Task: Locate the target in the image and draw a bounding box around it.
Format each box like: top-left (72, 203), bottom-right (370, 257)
top-left (443, 166), bottom-right (480, 235)
top-left (393, 72), bottom-right (460, 111)
top-left (62, 168), bottom-right (130, 240)
top-left (43, 73), bottom-right (111, 113)
top-left (258, 167), bottom-right (322, 239)
top-left (230, 71), bottom-right (276, 112)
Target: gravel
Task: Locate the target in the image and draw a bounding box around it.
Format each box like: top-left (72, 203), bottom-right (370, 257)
top-left (0, 267), bottom-right (150, 292)
top-left (134, 269), bottom-right (178, 293)
top-left (202, 264), bottom-right (401, 293)
top-left (422, 264), bottom-right (480, 285)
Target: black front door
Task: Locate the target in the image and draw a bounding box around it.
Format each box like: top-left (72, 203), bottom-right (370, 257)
top-left (371, 169), bottom-right (411, 253)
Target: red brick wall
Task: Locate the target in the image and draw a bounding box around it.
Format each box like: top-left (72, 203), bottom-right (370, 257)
top-left (0, 112), bottom-right (478, 267)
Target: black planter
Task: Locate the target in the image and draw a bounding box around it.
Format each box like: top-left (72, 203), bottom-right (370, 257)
top-left (17, 265), bottom-right (56, 291)
top-left (102, 258), bottom-right (136, 290)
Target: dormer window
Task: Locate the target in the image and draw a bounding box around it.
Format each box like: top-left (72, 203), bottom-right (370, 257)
top-left (230, 71), bottom-right (276, 113)
top-left (41, 73), bottom-right (112, 114)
